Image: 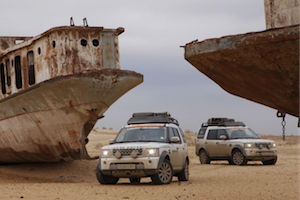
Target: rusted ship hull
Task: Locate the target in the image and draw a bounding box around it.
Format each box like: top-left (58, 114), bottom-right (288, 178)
top-left (0, 69), bottom-right (142, 163)
top-left (184, 25), bottom-right (299, 117)
top-left (0, 23), bottom-right (143, 163)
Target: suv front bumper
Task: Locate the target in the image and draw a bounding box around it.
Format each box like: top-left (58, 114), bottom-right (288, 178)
top-left (244, 149), bottom-right (277, 161)
top-left (99, 156), bottom-right (160, 177)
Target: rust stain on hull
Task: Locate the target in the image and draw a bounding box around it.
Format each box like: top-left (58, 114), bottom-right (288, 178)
top-left (0, 23), bottom-right (143, 163)
top-left (0, 70), bottom-right (142, 163)
top-left (184, 25), bottom-right (299, 117)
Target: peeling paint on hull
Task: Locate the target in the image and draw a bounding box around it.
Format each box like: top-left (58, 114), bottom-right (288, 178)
top-left (184, 25), bottom-right (299, 117)
top-left (0, 24), bottom-right (143, 163)
top-left (0, 69), bottom-right (143, 163)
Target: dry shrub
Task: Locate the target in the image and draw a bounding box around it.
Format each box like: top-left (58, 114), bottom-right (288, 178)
top-left (260, 135), bottom-right (300, 146)
top-left (184, 131), bottom-right (196, 146)
top-left (94, 143), bottom-right (103, 150)
top-left (185, 129), bottom-right (193, 133)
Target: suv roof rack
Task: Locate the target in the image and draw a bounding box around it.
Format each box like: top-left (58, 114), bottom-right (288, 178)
top-left (202, 118), bottom-right (245, 127)
top-left (127, 112), bottom-right (179, 126)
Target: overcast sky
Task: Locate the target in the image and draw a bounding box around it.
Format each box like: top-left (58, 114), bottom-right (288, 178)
top-left (1, 0), bottom-right (299, 136)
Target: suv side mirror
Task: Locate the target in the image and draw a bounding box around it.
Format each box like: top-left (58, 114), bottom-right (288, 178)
top-left (220, 135), bottom-right (227, 140)
top-left (170, 136), bottom-right (180, 143)
top-left (109, 139), bottom-right (114, 144)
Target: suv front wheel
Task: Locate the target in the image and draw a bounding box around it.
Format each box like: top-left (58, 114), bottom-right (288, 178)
top-left (178, 159), bottom-right (189, 181)
top-left (231, 149), bottom-right (247, 165)
top-left (151, 159), bottom-right (173, 184)
top-left (199, 149), bottom-right (211, 164)
top-left (96, 167), bottom-right (119, 184)
top-left (262, 157), bottom-right (277, 165)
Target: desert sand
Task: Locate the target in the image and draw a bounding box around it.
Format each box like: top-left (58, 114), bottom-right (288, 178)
top-left (0, 129), bottom-right (299, 200)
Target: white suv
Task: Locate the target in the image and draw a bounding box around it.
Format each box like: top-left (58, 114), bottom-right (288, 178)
top-left (96, 112), bottom-right (189, 184)
top-left (195, 118), bottom-right (278, 165)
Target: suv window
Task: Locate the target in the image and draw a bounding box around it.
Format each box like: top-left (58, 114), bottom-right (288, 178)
top-left (178, 127), bottom-right (186, 143)
top-left (207, 130), bottom-right (218, 140)
top-left (197, 127), bottom-right (207, 139)
top-left (115, 127), bottom-right (167, 143)
top-left (218, 129), bottom-right (227, 138)
top-left (227, 128), bottom-right (259, 139)
top-left (207, 129), bottom-right (226, 140)
top-left (168, 127), bottom-right (182, 143)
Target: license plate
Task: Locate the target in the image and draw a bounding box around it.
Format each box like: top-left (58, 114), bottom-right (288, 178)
top-left (117, 164), bottom-right (136, 170)
top-left (260, 151), bottom-right (274, 156)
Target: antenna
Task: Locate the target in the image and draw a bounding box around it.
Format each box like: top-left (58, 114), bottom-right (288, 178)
top-left (70, 17), bottom-right (75, 26)
top-left (83, 18), bottom-right (88, 27)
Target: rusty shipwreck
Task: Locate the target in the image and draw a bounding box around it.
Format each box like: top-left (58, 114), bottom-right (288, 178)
top-left (183, 0), bottom-right (299, 121)
top-left (0, 21), bottom-right (143, 163)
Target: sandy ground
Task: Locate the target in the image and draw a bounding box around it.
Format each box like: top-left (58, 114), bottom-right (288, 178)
top-left (0, 129), bottom-right (299, 200)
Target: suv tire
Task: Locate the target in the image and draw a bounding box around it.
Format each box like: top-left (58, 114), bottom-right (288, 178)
top-left (151, 159), bottom-right (173, 184)
top-left (231, 149), bottom-right (247, 165)
top-left (199, 149), bottom-right (211, 164)
top-left (228, 159), bottom-right (235, 165)
top-left (178, 160), bottom-right (189, 181)
top-left (96, 167), bottom-right (119, 184)
top-left (262, 157), bottom-right (277, 165)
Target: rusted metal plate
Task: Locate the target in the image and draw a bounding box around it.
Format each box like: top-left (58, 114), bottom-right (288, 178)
top-left (0, 25), bottom-right (143, 163)
top-left (0, 26), bottom-right (125, 96)
top-left (264, 0), bottom-right (300, 29)
top-left (0, 70), bottom-right (142, 163)
top-left (184, 25), bottom-right (299, 117)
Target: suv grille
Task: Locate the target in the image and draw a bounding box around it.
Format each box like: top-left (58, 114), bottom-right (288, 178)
top-left (255, 143), bottom-right (271, 149)
top-left (113, 148), bottom-right (143, 156)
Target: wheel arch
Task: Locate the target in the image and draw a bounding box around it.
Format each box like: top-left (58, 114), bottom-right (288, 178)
top-left (231, 145), bottom-right (246, 156)
top-left (181, 156), bottom-right (189, 168)
top-left (158, 150), bottom-right (169, 168)
top-left (199, 148), bottom-right (211, 158)
top-left (186, 156), bottom-right (189, 165)
top-left (97, 160), bottom-right (101, 170)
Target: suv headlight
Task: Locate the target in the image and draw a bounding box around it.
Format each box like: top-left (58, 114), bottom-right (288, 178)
top-left (145, 148), bottom-right (159, 157)
top-left (244, 143), bottom-right (253, 148)
top-left (267, 143), bottom-right (276, 149)
top-left (101, 149), bottom-right (111, 158)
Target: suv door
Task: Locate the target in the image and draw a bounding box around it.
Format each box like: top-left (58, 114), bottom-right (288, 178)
top-left (205, 129), bottom-right (228, 158)
top-left (168, 127), bottom-right (185, 171)
top-left (196, 127), bottom-right (207, 155)
top-left (213, 129), bottom-right (230, 156)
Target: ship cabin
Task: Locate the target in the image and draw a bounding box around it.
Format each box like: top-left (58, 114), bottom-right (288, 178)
top-left (0, 25), bottom-right (124, 100)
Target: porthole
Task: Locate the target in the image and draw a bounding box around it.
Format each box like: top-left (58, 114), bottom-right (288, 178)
top-left (81, 39), bottom-right (87, 47)
top-left (38, 47), bottom-right (41, 54)
top-left (92, 39), bottom-right (99, 47)
top-left (52, 41), bottom-right (56, 48)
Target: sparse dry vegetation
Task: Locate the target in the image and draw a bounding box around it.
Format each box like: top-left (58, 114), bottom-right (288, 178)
top-left (1, 129), bottom-right (298, 200)
top-left (260, 135), bottom-right (300, 146)
top-left (184, 131), bottom-right (196, 146)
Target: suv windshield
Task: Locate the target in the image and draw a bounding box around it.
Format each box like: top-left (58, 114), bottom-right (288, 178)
top-left (115, 127), bottom-right (167, 143)
top-left (226, 128), bottom-right (260, 139)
